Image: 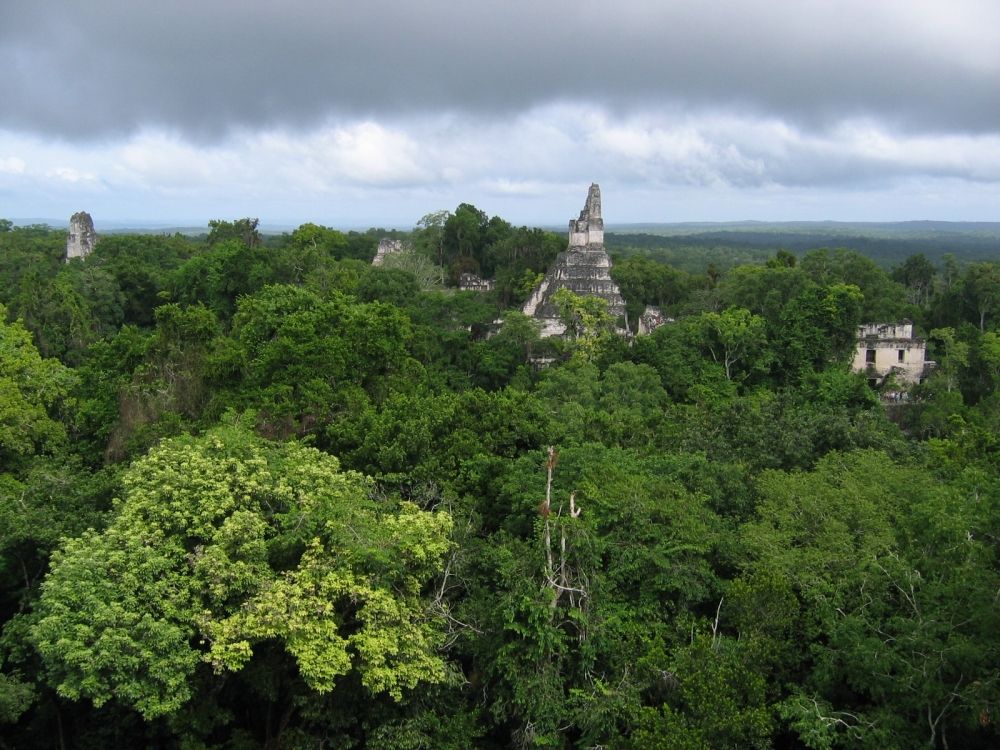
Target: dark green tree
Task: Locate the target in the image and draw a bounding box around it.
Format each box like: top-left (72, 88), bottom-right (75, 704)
top-left (207, 217), bottom-right (261, 247)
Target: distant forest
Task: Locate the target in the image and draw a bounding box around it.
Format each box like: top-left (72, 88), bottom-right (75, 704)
top-left (605, 221), bottom-right (1000, 273)
top-left (3, 208), bottom-right (1000, 748)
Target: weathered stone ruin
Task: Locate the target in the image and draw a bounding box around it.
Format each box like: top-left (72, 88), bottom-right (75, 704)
top-left (637, 305), bottom-right (672, 335)
top-left (522, 184), bottom-right (627, 337)
top-left (66, 211), bottom-right (97, 261)
top-left (852, 322), bottom-right (931, 385)
top-left (458, 273), bottom-right (494, 292)
top-left (372, 238), bottom-right (407, 266)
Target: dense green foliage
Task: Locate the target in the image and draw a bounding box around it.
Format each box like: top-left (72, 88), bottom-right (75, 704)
top-left (33, 422), bottom-right (451, 721)
top-left (2, 215), bottom-right (1000, 747)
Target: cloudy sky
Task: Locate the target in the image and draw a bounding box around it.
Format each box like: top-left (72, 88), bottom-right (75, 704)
top-left (2, 0), bottom-right (999, 227)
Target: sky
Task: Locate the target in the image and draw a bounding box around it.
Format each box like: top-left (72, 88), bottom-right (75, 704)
top-left (2, 0), bottom-right (1000, 228)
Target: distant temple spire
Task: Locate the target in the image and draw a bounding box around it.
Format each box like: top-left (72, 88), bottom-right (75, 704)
top-left (66, 211), bottom-right (97, 261)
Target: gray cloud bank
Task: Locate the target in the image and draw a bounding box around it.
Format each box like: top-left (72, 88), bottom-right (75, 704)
top-left (4, 0), bottom-right (999, 140)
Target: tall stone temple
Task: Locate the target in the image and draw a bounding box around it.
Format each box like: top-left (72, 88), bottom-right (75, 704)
top-left (522, 183), bottom-right (627, 336)
top-left (65, 211), bottom-right (97, 261)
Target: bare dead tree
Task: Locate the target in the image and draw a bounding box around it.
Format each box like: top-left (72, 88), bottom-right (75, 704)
top-left (540, 447), bottom-right (588, 615)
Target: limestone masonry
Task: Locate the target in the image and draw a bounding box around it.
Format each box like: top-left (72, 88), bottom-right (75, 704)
top-left (522, 184), bottom-right (627, 337)
top-left (66, 211), bottom-right (97, 261)
top-left (852, 322), bottom-right (930, 385)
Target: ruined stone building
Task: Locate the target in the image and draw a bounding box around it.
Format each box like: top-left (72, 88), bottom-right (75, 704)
top-left (372, 238), bottom-right (407, 266)
top-left (458, 273), bottom-right (494, 292)
top-left (522, 184), bottom-right (627, 337)
top-left (65, 211), bottom-right (97, 261)
top-left (852, 322), bottom-right (929, 385)
top-left (637, 305), bottom-right (672, 335)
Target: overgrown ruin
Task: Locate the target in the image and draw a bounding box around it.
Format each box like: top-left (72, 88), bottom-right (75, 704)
top-left (372, 238), bottom-right (407, 266)
top-left (65, 211), bottom-right (97, 261)
top-left (522, 184), bottom-right (627, 336)
top-left (852, 322), bottom-right (931, 385)
top-left (458, 272), bottom-right (494, 292)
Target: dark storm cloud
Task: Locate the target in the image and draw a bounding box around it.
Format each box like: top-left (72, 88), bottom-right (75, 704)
top-left (3, 0), bottom-right (998, 141)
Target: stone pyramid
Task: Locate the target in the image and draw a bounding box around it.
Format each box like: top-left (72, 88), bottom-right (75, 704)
top-left (522, 183), bottom-right (627, 336)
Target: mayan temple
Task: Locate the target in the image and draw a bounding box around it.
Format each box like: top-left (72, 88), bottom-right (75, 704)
top-left (65, 211), bottom-right (97, 261)
top-left (522, 183), bottom-right (627, 336)
top-left (371, 237), bottom-right (406, 266)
